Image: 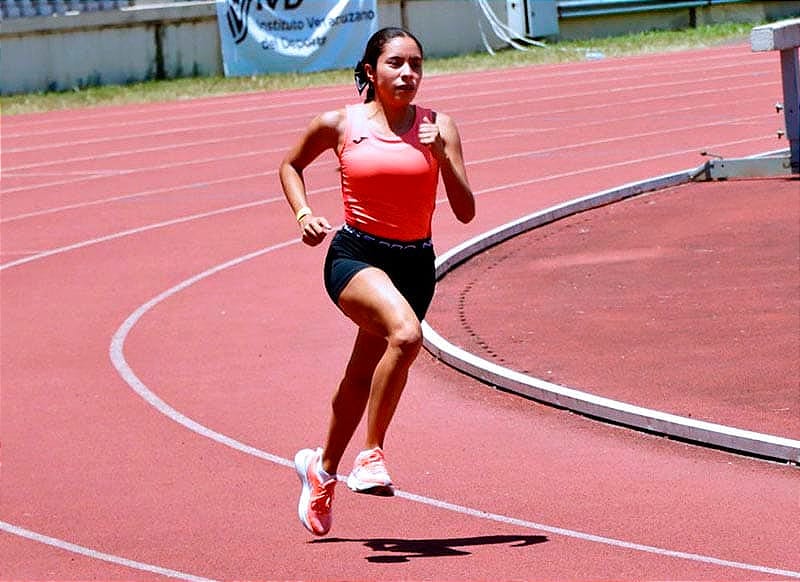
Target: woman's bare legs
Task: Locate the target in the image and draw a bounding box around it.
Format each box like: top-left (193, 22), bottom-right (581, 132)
top-left (320, 267), bottom-right (422, 475)
top-left (320, 328), bottom-right (385, 475)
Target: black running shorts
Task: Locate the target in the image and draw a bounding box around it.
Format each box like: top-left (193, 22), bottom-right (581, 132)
top-left (323, 224), bottom-right (436, 321)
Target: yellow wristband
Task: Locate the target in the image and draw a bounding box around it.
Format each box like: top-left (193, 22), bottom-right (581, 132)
top-left (295, 206), bottom-right (312, 222)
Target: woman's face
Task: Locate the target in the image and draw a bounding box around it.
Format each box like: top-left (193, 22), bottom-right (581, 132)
top-left (368, 36), bottom-right (423, 106)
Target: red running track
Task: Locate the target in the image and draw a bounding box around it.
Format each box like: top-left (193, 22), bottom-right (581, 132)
top-left (1, 44), bottom-right (799, 579)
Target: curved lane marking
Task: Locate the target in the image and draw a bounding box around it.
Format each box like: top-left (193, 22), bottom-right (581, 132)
top-left (110, 240), bottom-right (299, 469)
top-left (106, 236), bottom-right (800, 579)
top-left (0, 520), bottom-right (214, 582)
top-left (0, 200), bottom-right (268, 271)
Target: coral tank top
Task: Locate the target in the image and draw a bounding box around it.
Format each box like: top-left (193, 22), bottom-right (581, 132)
top-left (338, 103), bottom-right (439, 241)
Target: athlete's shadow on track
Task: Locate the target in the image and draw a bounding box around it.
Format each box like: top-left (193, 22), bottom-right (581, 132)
top-left (312, 534), bottom-right (548, 563)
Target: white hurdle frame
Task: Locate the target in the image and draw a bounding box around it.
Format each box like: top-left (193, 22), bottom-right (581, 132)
top-left (693, 18), bottom-right (800, 179)
top-left (751, 17), bottom-right (800, 174)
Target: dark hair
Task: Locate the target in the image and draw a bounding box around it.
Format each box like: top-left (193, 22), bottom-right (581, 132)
top-left (354, 27), bottom-right (424, 103)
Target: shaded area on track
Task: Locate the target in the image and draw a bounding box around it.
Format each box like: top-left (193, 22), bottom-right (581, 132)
top-left (312, 533), bottom-right (549, 563)
top-left (427, 177), bottom-right (800, 440)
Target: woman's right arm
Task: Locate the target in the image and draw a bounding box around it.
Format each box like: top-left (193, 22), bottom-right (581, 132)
top-left (279, 110), bottom-right (344, 246)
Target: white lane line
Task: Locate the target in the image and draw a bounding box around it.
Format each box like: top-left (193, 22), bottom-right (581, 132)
top-left (4, 75), bottom-right (772, 170)
top-left (1, 51), bottom-right (758, 139)
top-left (1, 83), bottom-right (773, 224)
top-left (0, 84), bottom-right (353, 133)
top-left (0, 106), bottom-right (772, 206)
top-left (2, 62), bottom-right (772, 151)
top-left (394, 491), bottom-right (800, 579)
top-left (1, 142), bottom-right (291, 196)
top-left (0, 173), bottom-right (322, 225)
top-left (1, 170), bottom-right (126, 177)
top-left (110, 240), bottom-right (299, 469)
top-left (4, 128), bottom-right (282, 172)
top-left (0, 200), bottom-right (267, 271)
top-left (0, 134), bottom-right (768, 271)
top-left (2, 87), bottom-right (769, 176)
top-left (467, 114), bottom-right (769, 167)
top-left (0, 520), bottom-right (216, 582)
top-left (105, 239), bottom-right (800, 579)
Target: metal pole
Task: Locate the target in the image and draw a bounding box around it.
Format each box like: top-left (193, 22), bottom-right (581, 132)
top-left (400, 0), bottom-right (408, 30)
top-left (779, 46), bottom-right (800, 174)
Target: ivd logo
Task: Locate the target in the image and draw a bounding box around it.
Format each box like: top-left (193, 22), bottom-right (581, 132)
top-left (226, 0), bottom-right (305, 44)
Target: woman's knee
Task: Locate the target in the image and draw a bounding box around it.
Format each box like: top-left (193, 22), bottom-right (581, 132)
top-left (386, 316), bottom-right (423, 356)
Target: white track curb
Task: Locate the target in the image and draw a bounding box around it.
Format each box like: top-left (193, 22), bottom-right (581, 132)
top-left (423, 160), bottom-right (800, 464)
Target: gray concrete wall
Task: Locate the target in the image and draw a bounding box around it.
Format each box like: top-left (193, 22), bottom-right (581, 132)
top-left (0, 0), bottom-right (508, 95)
top-left (0, 1), bottom-right (221, 93)
top-left (392, 0), bottom-right (508, 57)
top-left (558, 1), bottom-right (800, 40)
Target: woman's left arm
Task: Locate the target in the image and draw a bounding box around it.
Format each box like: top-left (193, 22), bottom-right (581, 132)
top-left (420, 112), bottom-right (475, 223)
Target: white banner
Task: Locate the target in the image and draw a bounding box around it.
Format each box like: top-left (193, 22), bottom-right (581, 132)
top-left (217, 0), bottom-right (378, 77)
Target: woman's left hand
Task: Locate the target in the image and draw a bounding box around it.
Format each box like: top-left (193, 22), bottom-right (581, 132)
top-left (419, 115), bottom-right (446, 161)
top-left (422, 111), bottom-right (475, 224)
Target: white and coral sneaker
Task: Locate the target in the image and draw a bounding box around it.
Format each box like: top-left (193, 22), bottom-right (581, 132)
top-left (294, 447), bottom-right (336, 536)
top-left (346, 447), bottom-right (395, 496)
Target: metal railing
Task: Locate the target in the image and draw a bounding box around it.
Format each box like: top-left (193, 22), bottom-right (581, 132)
top-left (558, 0), bottom-right (750, 19)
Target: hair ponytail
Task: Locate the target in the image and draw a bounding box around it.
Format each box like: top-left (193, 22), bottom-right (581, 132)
top-left (354, 60), bottom-right (371, 100)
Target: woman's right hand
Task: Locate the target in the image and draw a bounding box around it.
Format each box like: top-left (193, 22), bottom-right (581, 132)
top-left (299, 214), bottom-right (333, 246)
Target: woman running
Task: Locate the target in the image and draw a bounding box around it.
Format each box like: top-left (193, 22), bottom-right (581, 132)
top-left (279, 26), bottom-right (475, 537)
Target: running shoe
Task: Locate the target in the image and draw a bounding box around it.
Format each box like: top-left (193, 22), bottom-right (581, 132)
top-left (294, 447), bottom-right (336, 536)
top-left (346, 447), bottom-right (395, 496)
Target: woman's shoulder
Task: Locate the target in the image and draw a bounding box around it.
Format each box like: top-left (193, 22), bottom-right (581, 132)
top-left (301, 108), bottom-right (348, 148)
top-left (315, 107), bottom-right (348, 131)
